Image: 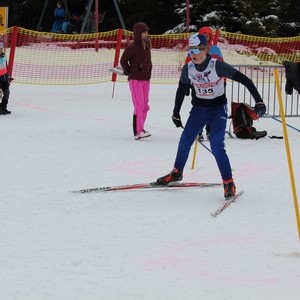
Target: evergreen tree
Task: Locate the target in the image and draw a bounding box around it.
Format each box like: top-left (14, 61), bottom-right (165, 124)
top-left (2, 0), bottom-right (300, 37)
top-left (119, 0), bottom-right (181, 33)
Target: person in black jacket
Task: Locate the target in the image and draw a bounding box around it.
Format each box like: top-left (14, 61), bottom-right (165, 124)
top-left (0, 42), bottom-right (11, 115)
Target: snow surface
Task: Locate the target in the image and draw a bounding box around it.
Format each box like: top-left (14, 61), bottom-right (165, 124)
top-left (1, 82), bottom-right (300, 300)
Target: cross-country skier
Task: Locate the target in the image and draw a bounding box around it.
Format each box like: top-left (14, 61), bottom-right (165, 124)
top-left (156, 33), bottom-right (266, 199)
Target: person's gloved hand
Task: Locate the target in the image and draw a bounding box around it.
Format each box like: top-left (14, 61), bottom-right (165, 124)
top-left (255, 102), bottom-right (266, 117)
top-left (172, 114), bottom-right (183, 128)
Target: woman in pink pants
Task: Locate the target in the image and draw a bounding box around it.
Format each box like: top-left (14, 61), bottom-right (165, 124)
top-left (121, 22), bottom-right (152, 140)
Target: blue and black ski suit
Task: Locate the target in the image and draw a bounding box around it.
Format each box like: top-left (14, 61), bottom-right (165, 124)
top-left (173, 55), bottom-right (264, 181)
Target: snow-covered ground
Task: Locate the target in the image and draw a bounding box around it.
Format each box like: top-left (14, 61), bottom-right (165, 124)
top-left (1, 82), bottom-right (300, 300)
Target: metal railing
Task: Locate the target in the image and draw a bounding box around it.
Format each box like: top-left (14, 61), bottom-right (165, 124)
top-left (227, 65), bottom-right (299, 117)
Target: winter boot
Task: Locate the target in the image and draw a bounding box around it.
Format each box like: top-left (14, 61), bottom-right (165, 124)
top-left (156, 168), bottom-right (183, 185)
top-left (0, 104), bottom-right (11, 115)
top-left (3, 108), bottom-right (11, 115)
top-left (223, 178), bottom-right (236, 200)
top-left (0, 107), bottom-right (11, 115)
top-left (133, 115), bottom-right (137, 136)
top-left (135, 130), bottom-right (151, 140)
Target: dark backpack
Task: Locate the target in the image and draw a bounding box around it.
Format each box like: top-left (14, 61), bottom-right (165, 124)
top-left (231, 102), bottom-right (267, 139)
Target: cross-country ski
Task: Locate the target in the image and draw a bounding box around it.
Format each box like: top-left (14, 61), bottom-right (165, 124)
top-left (211, 191), bottom-right (245, 217)
top-left (70, 182), bottom-right (223, 194)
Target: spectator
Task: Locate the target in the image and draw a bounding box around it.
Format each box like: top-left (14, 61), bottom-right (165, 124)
top-left (61, 12), bottom-right (82, 34)
top-left (120, 22), bottom-right (152, 140)
top-left (0, 42), bottom-right (11, 115)
top-left (51, 1), bottom-right (65, 33)
top-left (156, 33), bottom-right (266, 200)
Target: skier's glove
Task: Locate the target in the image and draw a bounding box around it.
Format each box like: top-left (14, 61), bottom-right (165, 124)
top-left (255, 102), bottom-right (266, 117)
top-left (172, 114), bottom-right (183, 128)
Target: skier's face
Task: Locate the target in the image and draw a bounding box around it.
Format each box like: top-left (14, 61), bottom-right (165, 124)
top-left (188, 46), bottom-right (208, 64)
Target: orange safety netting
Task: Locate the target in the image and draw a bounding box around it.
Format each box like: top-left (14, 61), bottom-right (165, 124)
top-left (0, 27), bottom-right (300, 85)
top-left (218, 30), bottom-right (300, 65)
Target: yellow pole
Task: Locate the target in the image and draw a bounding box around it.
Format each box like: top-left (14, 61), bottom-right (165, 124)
top-left (191, 139), bottom-right (198, 169)
top-left (274, 68), bottom-right (300, 241)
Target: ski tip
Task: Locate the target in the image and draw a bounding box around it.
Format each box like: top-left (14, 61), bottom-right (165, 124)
top-left (210, 190), bottom-right (245, 217)
top-left (234, 190), bottom-right (245, 199)
top-left (69, 190), bottom-right (84, 194)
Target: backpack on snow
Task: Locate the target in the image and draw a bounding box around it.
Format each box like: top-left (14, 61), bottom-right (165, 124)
top-left (231, 102), bottom-right (267, 139)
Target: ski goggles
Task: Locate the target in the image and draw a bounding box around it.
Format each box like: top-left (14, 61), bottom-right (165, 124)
top-left (188, 47), bottom-right (206, 55)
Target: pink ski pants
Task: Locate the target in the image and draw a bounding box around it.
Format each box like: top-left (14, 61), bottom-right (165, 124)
top-left (129, 79), bottom-right (150, 135)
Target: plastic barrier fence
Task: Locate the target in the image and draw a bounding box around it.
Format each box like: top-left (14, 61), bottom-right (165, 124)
top-left (1, 26), bottom-right (300, 85)
top-left (1, 26), bottom-right (299, 116)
